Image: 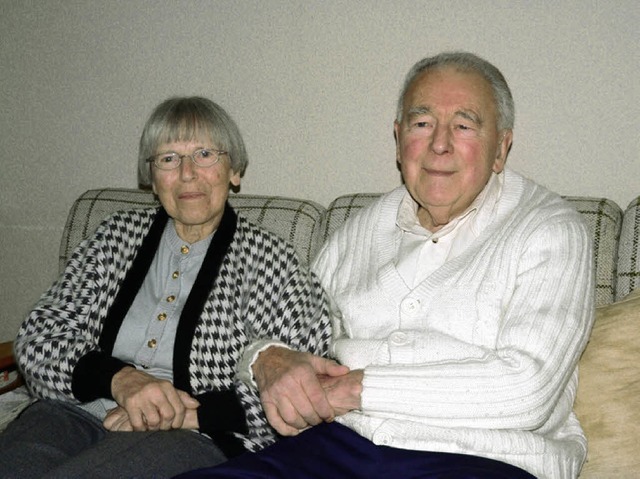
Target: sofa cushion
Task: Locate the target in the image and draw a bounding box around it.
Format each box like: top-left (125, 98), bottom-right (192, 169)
top-left (575, 287), bottom-right (640, 477)
top-left (616, 196), bottom-right (640, 300)
top-left (59, 188), bottom-right (326, 269)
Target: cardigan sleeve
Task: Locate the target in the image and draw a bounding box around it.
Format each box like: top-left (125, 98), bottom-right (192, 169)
top-left (14, 214), bottom-right (144, 402)
top-left (235, 244), bottom-right (331, 389)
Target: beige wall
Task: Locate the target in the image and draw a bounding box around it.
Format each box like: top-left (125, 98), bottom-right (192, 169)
top-left (1, 0), bottom-right (639, 341)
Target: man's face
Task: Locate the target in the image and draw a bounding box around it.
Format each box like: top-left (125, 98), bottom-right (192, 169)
top-left (394, 66), bottom-right (512, 231)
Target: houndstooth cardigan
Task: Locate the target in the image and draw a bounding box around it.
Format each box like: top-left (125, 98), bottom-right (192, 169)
top-left (14, 204), bottom-right (331, 456)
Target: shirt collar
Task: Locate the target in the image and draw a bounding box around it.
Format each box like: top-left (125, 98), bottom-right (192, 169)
top-left (396, 172), bottom-right (503, 238)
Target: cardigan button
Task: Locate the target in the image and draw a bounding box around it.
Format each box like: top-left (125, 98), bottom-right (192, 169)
top-left (389, 331), bottom-right (408, 346)
top-left (147, 338), bottom-right (157, 349)
top-left (180, 245), bottom-right (190, 254)
top-left (373, 431), bottom-right (392, 445)
top-left (400, 298), bottom-right (420, 314)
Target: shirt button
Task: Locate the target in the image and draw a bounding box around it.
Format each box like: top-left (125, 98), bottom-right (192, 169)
top-left (172, 271), bottom-right (180, 279)
top-left (157, 313), bottom-right (167, 321)
top-left (180, 245), bottom-right (190, 254)
top-left (166, 295), bottom-right (176, 303)
top-left (147, 339), bottom-right (157, 349)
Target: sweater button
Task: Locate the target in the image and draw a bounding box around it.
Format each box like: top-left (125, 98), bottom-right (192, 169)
top-left (390, 331), bottom-right (408, 345)
top-left (401, 298), bottom-right (419, 314)
top-left (374, 431), bottom-right (392, 445)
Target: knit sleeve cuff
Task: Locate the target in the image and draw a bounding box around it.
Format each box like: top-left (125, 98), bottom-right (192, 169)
top-left (71, 350), bottom-right (132, 402)
top-left (195, 388), bottom-right (248, 435)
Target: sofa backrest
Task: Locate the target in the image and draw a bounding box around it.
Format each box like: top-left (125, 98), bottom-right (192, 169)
top-left (59, 188), bottom-right (639, 307)
top-left (59, 188), bottom-right (325, 270)
top-left (616, 196), bottom-right (640, 300)
top-left (320, 193), bottom-right (624, 307)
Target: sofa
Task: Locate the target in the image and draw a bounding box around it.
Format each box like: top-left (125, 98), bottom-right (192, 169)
top-left (2, 187), bottom-right (639, 477)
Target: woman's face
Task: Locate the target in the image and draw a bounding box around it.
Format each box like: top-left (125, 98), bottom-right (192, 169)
top-left (151, 139), bottom-right (241, 243)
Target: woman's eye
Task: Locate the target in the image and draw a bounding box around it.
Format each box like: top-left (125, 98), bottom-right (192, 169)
top-left (199, 149), bottom-right (212, 158)
top-left (159, 155), bottom-right (176, 163)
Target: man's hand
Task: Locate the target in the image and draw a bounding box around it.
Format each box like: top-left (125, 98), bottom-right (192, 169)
top-left (111, 367), bottom-right (199, 431)
top-left (319, 369), bottom-right (364, 417)
top-left (253, 346), bottom-right (349, 436)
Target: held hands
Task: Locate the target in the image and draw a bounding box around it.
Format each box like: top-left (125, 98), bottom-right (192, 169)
top-left (107, 366), bottom-right (199, 432)
top-left (318, 369), bottom-right (364, 417)
top-left (252, 346), bottom-right (359, 436)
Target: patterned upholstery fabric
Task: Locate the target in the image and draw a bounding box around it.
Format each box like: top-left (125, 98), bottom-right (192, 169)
top-left (616, 196), bottom-right (640, 300)
top-left (58, 188), bottom-right (325, 270)
top-left (319, 193), bottom-right (381, 244)
top-left (563, 197), bottom-right (623, 306)
top-left (321, 194), bottom-right (623, 307)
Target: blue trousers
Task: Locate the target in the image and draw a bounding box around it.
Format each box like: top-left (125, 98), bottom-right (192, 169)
top-left (176, 421), bottom-right (536, 479)
top-left (0, 399), bottom-right (226, 479)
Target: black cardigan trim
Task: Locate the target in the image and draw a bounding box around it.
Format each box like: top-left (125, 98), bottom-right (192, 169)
top-left (72, 208), bottom-right (168, 401)
top-left (71, 204), bottom-right (248, 457)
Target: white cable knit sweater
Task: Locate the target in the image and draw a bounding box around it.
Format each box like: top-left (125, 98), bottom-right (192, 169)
top-left (312, 169), bottom-right (595, 479)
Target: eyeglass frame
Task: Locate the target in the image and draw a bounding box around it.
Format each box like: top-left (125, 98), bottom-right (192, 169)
top-left (145, 148), bottom-right (229, 170)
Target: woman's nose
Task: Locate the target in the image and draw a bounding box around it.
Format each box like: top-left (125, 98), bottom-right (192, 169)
top-left (179, 155), bottom-right (198, 180)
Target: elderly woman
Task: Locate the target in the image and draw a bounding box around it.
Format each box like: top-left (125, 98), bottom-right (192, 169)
top-left (0, 97), bottom-right (332, 478)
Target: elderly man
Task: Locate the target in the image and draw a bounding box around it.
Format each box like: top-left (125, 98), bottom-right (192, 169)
top-left (179, 52), bottom-right (595, 479)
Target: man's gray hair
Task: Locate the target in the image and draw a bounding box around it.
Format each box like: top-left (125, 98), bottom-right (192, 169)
top-left (396, 51), bottom-right (514, 131)
top-left (138, 96), bottom-right (248, 187)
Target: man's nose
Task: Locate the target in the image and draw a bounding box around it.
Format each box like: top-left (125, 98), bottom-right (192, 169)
top-left (430, 125), bottom-right (452, 155)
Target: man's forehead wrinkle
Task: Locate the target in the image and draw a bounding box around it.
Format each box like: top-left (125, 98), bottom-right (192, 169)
top-left (406, 104), bottom-right (483, 125)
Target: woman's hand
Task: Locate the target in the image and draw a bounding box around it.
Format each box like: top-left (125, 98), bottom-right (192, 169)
top-left (104, 403), bottom-right (200, 432)
top-left (110, 366), bottom-right (199, 431)
top-left (103, 406), bottom-right (134, 431)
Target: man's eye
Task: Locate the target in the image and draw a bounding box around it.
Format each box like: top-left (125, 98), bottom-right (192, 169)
top-left (413, 121), bottom-right (430, 128)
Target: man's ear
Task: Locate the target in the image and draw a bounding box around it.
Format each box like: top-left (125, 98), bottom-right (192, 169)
top-left (394, 120), bottom-right (401, 164)
top-left (493, 129), bottom-right (513, 174)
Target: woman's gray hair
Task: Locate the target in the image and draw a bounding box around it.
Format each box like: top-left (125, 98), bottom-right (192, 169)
top-left (396, 51), bottom-right (515, 131)
top-left (138, 96), bottom-right (248, 186)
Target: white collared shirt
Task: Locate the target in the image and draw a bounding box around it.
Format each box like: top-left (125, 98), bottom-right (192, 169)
top-left (395, 173), bottom-right (503, 287)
